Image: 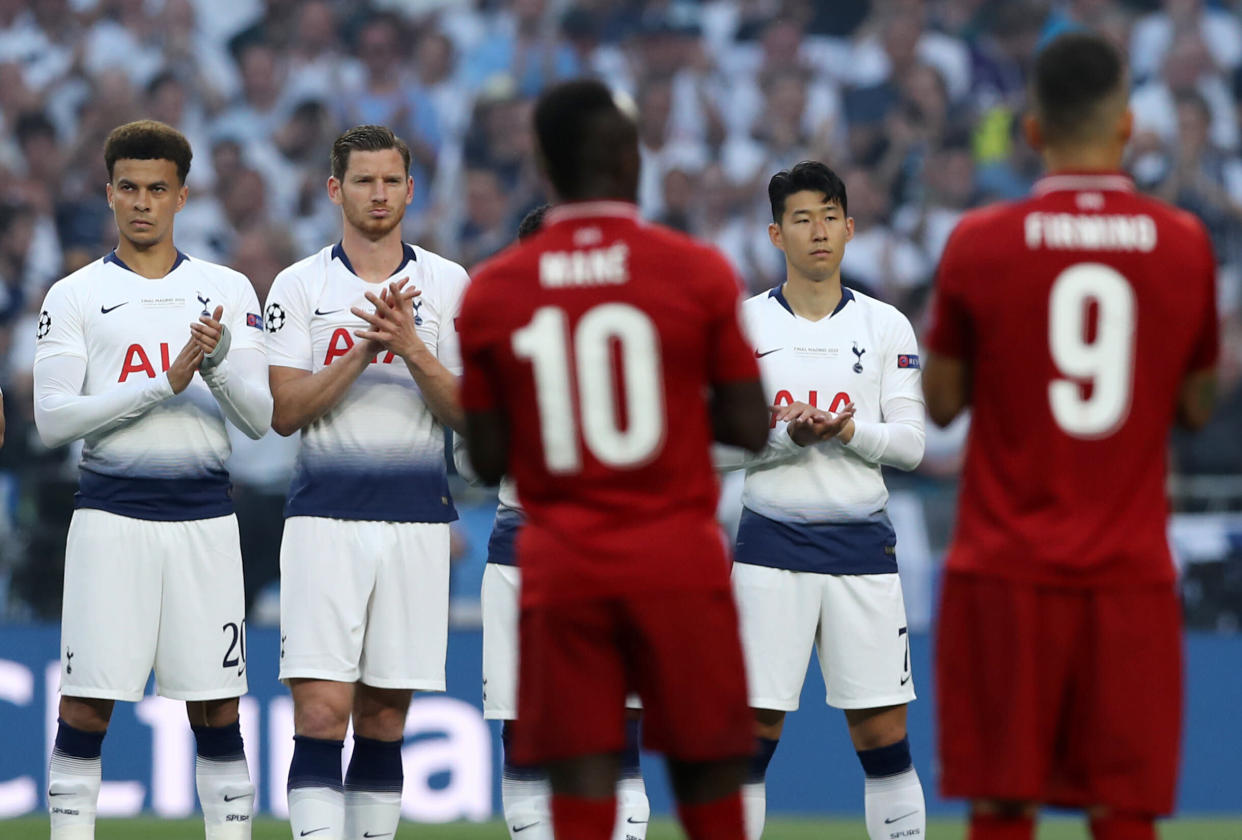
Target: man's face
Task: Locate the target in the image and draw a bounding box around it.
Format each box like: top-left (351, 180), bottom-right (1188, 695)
top-left (769, 189), bottom-right (853, 283)
top-left (329, 148), bottom-right (412, 240)
top-left (106, 158), bottom-right (186, 248)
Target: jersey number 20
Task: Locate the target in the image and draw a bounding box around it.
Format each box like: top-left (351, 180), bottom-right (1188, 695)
top-left (513, 303), bottom-right (665, 473)
top-left (1048, 263), bottom-right (1136, 438)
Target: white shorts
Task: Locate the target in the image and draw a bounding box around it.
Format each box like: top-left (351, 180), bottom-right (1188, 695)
top-left (60, 509), bottom-right (247, 702)
top-left (481, 562), bottom-right (642, 720)
top-left (731, 563), bottom-right (915, 711)
top-left (279, 516), bottom-right (449, 690)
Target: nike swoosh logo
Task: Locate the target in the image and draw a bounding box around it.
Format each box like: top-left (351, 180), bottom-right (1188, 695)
top-left (754, 348), bottom-right (781, 358)
top-left (314, 307), bottom-right (342, 316)
top-left (626, 817), bottom-right (649, 824)
top-left (223, 793), bottom-right (252, 802)
top-left (48, 791), bottom-right (71, 796)
top-left (885, 810), bottom-right (919, 824)
top-left (300, 829), bottom-right (330, 836)
top-left (901, 674), bottom-right (911, 686)
top-left (363, 833), bottom-right (393, 838)
top-left (101, 303), bottom-right (128, 314)
top-left (512, 823), bottom-right (540, 833)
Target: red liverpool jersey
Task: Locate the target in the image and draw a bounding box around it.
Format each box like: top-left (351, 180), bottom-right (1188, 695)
top-left (926, 172), bottom-right (1218, 585)
top-left (458, 201), bottom-right (760, 603)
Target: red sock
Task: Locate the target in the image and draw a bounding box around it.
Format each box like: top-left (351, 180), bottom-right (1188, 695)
top-left (677, 791), bottom-right (744, 840)
top-left (969, 811), bottom-right (1035, 840)
top-left (1090, 814), bottom-right (1157, 840)
top-left (550, 794), bottom-right (615, 840)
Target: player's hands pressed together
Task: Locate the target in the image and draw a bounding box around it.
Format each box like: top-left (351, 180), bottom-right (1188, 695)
top-left (191, 304), bottom-right (225, 355)
top-left (351, 279), bottom-right (428, 362)
top-left (773, 400), bottom-right (857, 446)
top-left (167, 334), bottom-right (206, 394)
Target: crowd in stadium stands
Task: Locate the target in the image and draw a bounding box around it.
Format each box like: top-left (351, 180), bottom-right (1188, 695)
top-left (0, 0), bottom-right (1240, 619)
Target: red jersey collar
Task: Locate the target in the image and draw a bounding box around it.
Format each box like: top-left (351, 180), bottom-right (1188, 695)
top-left (1032, 171), bottom-right (1135, 196)
top-left (545, 200), bottom-right (641, 225)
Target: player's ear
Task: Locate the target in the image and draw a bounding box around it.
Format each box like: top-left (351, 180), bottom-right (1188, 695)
top-left (844, 216), bottom-right (855, 243)
top-left (327, 176), bottom-right (343, 206)
top-left (105, 182), bottom-right (113, 208)
top-left (405, 174), bottom-right (414, 205)
top-left (1023, 112), bottom-right (1044, 153)
top-left (176, 183), bottom-right (188, 212)
top-left (768, 221), bottom-right (784, 251)
top-left (1118, 106), bottom-right (1134, 146)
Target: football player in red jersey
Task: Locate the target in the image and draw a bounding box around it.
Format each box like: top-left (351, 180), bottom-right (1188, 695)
top-left (923, 32), bottom-right (1218, 840)
top-left (458, 79), bottom-right (769, 840)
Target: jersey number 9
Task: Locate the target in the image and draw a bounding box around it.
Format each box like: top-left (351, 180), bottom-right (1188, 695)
top-left (1047, 262), bottom-right (1136, 438)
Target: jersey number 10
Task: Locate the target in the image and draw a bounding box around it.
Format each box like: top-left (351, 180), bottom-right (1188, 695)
top-left (513, 303), bottom-right (665, 473)
top-left (1048, 262), bottom-right (1136, 438)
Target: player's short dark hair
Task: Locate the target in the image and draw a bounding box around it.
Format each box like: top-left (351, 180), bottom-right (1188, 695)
top-left (533, 79), bottom-right (639, 200)
top-left (768, 161), bottom-right (848, 223)
top-left (517, 204), bottom-right (551, 240)
top-left (331, 125), bottom-right (411, 182)
top-left (1031, 31), bottom-right (1128, 146)
top-left (104, 120), bottom-right (193, 184)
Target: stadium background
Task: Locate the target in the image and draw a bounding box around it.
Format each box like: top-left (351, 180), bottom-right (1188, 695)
top-left (0, 0), bottom-right (1240, 832)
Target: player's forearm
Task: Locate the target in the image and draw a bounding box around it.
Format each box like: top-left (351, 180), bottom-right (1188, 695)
top-left (34, 357), bottom-right (174, 449)
top-left (713, 424), bottom-right (803, 472)
top-left (841, 398), bottom-right (926, 471)
top-left (270, 349), bottom-right (371, 436)
top-left (201, 349), bottom-right (273, 440)
top-left (401, 349), bottom-right (465, 434)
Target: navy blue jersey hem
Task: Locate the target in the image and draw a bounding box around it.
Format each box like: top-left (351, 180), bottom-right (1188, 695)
top-left (486, 507), bottom-right (525, 566)
top-left (75, 470), bottom-right (233, 521)
top-left (734, 507), bottom-right (897, 575)
top-left (282, 505), bottom-right (459, 524)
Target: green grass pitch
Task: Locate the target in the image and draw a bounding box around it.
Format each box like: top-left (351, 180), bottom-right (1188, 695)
top-left (3, 817), bottom-right (1241, 838)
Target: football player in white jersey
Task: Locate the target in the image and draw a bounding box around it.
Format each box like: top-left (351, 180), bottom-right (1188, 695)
top-left (719, 162), bottom-right (928, 840)
top-left (33, 120), bottom-right (273, 840)
top-left (265, 125), bottom-right (467, 840)
top-left (452, 205), bottom-right (650, 840)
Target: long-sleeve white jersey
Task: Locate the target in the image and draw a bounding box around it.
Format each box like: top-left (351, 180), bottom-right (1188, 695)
top-left (33, 251), bottom-right (271, 521)
top-left (730, 285), bottom-right (926, 574)
top-left (265, 243), bottom-right (468, 523)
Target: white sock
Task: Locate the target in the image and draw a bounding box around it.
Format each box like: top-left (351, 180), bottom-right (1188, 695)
top-left (49, 749), bottom-right (101, 840)
top-left (501, 773), bottom-right (554, 840)
top-left (864, 766), bottom-right (925, 840)
top-left (344, 789), bottom-right (402, 840)
top-left (741, 780), bottom-right (766, 840)
top-left (289, 787), bottom-right (346, 840)
top-left (613, 775), bottom-right (650, 840)
top-left (197, 755), bottom-right (254, 840)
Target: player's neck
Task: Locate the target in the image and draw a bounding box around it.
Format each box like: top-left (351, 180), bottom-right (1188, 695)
top-left (782, 273), bottom-right (842, 321)
top-left (114, 237), bottom-right (180, 279)
top-left (340, 228), bottom-right (406, 284)
top-left (1041, 145), bottom-right (1125, 175)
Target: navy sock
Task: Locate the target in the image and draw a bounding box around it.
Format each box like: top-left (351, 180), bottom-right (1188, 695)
top-left (344, 735), bottom-right (403, 794)
top-left (288, 735), bottom-right (344, 792)
top-left (856, 735), bottom-right (913, 778)
top-left (54, 719), bottom-right (106, 759)
top-left (192, 721), bottom-right (245, 761)
top-left (747, 736), bottom-right (779, 783)
top-left (620, 717), bottom-right (642, 779)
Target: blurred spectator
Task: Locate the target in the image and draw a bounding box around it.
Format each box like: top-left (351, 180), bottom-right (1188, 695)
top-left (1129, 0), bottom-right (1242, 83)
top-left (463, 0), bottom-right (580, 98)
top-left (1131, 30), bottom-right (1240, 151)
top-left (839, 165), bottom-right (930, 300)
top-left (457, 168), bottom-right (512, 269)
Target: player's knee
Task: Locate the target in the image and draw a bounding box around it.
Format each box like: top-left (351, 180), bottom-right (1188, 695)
top-left (186, 697), bottom-right (240, 728)
top-left (58, 696), bottom-right (113, 732)
top-left (293, 700), bottom-right (351, 740)
top-left (973, 799), bottom-right (1037, 819)
top-left (352, 686), bottom-right (413, 740)
top-left (752, 708), bottom-right (785, 739)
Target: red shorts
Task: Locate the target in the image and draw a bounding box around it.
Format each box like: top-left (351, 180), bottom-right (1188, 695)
top-left (935, 572), bottom-right (1182, 814)
top-left (508, 587), bottom-right (753, 766)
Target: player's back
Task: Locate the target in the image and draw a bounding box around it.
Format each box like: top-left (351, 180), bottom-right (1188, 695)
top-left (929, 174), bottom-right (1217, 584)
top-left (461, 202), bottom-right (756, 601)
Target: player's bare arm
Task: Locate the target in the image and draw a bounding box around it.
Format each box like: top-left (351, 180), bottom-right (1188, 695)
top-left (464, 409), bottom-right (507, 485)
top-left (710, 379), bottom-right (769, 453)
top-left (352, 279), bottom-right (465, 434)
top-left (1178, 368), bottom-right (1216, 430)
top-left (270, 284), bottom-right (414, 435)
top-left (922, 351), bottom-right (970, 427)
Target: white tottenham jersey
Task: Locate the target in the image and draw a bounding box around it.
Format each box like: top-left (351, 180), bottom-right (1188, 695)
top-left (265, 243), bottom-right (468, 522)
top-left (736, 285), bottom-right (923, 575)
top-left (34, 251), bottom-right (266, 519)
